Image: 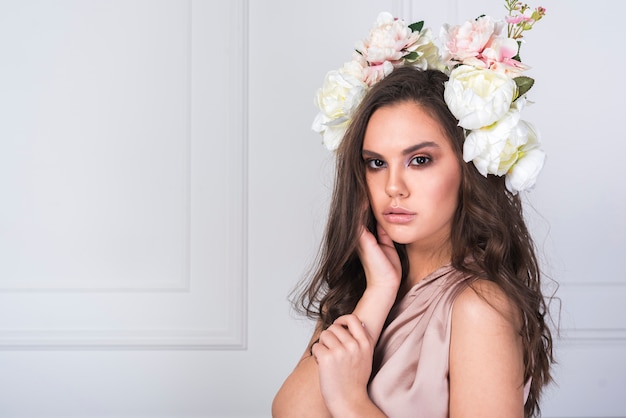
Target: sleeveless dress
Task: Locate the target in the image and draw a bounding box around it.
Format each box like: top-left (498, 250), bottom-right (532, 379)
top-left (367, 263), bottom-right (530, 417)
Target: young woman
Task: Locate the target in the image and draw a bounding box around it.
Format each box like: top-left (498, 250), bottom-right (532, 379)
top-left (273, 7), bottom-right (553, 418)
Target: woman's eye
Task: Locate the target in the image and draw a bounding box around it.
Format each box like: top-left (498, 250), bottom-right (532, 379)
top-left (367, 159), bottom-right (386, 169)
top-left (410, 156), bottom-right (431, 166)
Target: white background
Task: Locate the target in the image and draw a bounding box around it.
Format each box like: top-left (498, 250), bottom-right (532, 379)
top-left (0, 0), bottom-right (624, 417)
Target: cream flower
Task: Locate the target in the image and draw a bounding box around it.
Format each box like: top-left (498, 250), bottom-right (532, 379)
top-left (463, 99), bottom-right (525, 177)
top-left (312, 61), bottom-right (367, 150)
top-left (444, 65), bottom-right (516, 130)
top-left (414, 36), bottom-right (446, 72)
top-left (463, 99), bottom-right (545, 193)
top-left (505, 123), bottom-right (545, 193)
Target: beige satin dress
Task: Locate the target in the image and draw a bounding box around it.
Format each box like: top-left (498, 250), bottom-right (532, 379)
top-left (368, 264), bottom-right (530, 417)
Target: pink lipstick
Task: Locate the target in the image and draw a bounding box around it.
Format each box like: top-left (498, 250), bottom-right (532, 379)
top-left (383, 207), bottom-right (416, 224)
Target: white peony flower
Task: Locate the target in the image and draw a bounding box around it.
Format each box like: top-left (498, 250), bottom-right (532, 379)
top-left (311, 112), bottom-right (348, 152)
top-left (413, 34), bottom-right (446, 72)
top-left (312, 61), bottom-right (368, 150)
top-left (463, 99), bottom-right (545, 193)
top-left (444, 65), bottom-right (516, 130)
top-left (463, 99), bottom-right (524, 177)
top-left (504, 122), bottom-right (546, 194)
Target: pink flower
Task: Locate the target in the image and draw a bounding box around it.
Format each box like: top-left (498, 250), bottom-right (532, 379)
top-left (480, 36), bottom-right (527, 75)
top-left (355, 13), bottom-right (416, 63)
top-left (441, 15), bottom-right (526, 75)
top-left (505, 15), bottom-right (524, 24)
top-left (355, 12), bottom-right (439, 85)
top-left (357, 58), bottom-right (394, 85)
top-left (440, 16), bottom-right (503, 63)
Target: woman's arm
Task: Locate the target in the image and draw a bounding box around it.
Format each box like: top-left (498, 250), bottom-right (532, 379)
top-left (272, 224), bottom-right (401, 417)
top-left (272, 322), bottom-right (331, 418)
top-left (449, 279), bottom-right (525, 418)
top-left (272, 288), bottom-right (397, 418)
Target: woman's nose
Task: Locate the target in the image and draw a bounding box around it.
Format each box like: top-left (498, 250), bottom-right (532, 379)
top-left (385, 166), bottom-right (408, 198)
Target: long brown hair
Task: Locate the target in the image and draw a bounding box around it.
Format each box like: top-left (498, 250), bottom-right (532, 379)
top-left (294, 66), bottom-right (554, 417)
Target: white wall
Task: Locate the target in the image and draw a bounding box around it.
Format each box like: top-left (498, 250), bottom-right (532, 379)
top-left (0, 0), bottom-right (624, 417)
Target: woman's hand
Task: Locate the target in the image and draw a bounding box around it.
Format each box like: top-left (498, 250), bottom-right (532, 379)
top-left (351, 222), bottom-right (402, 347)
top-left (357, 223), bottom-right (402, 293)
top-left (312, 314), bottom-right (375, 416)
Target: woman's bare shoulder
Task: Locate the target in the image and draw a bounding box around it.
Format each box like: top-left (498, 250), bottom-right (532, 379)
top-left (448, 279), bottom-right (525, 417)
top-left (453, 278), bottom-right (521, 330)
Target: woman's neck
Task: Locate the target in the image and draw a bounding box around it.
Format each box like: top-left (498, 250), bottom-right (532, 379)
top-left (405, 241), bottom-right (452, 287)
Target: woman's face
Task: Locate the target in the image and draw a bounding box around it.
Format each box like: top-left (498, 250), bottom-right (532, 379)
top-left (362, 101), bottom-right (462, 253)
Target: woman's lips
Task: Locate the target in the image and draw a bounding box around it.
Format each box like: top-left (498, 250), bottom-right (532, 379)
top-left (383, 207), bottom-right (416, 224)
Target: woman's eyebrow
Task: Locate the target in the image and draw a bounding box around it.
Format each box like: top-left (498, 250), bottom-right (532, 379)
top-left (362, 149), bottom-right (383, 159)
top-left (362, 141), bottom-right (440, 158)
top-left (402, 141), bottom-right (439, 155)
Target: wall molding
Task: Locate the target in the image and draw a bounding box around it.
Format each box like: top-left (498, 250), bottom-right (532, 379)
top-left (558, 329), bottom-right (626, 343)
top-left (0, 0), bottom-right (248, 350)
top-left (555, 283), bottom-right (626, 343)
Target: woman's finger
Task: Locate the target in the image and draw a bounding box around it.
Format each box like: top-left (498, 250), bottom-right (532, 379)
top-left (357, 226), bottom-right (378, 257)
top-left (333, 314), bottom-right (371, 346)
top-left (317, 326), bottom-right (342, 349)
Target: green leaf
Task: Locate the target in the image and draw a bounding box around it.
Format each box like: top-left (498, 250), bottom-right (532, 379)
top-left (403, 51), bottom-right (419, 61)
top-left (512, 40), bottom-right (522, 62)
top-left (514, 76), bottom-right (535, 98)
top-left (409, 21), bottom-right (424, 32)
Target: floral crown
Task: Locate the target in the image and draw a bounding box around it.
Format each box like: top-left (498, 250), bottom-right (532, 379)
top-left (312, 0), bottom-right (547, 194)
